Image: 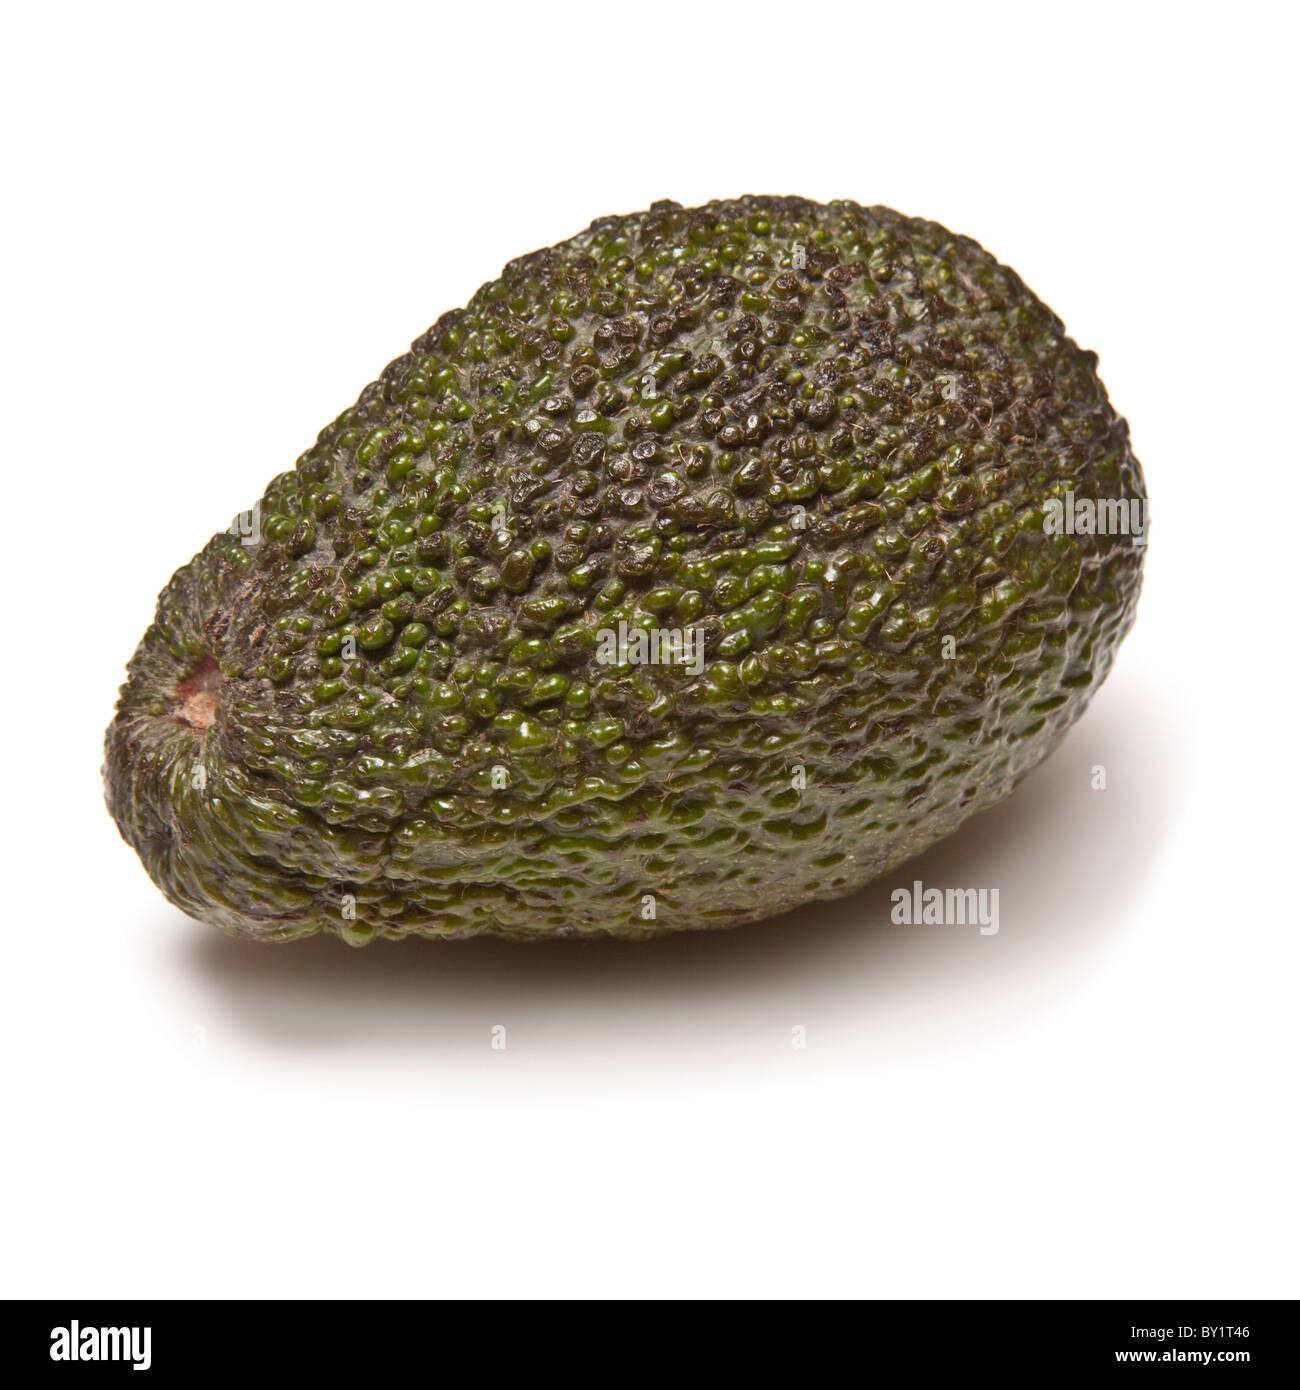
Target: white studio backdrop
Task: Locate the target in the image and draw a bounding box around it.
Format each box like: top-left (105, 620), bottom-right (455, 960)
top-left (0, 1), bottom-right (1295, 1299)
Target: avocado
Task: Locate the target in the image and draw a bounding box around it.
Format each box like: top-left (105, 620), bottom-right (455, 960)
top-left (104, 197), bottom-right (1146, 943)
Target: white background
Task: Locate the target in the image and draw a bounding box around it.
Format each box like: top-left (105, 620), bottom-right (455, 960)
top-left (2, 1), bottom-right (1296, 1299)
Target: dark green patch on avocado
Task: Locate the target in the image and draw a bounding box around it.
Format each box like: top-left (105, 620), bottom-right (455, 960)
top-left (104, 196), bottom-right (1146, 943)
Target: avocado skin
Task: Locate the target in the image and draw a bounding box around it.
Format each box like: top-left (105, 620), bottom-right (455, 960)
top-left (104, 197), bottom-right (1145, 943)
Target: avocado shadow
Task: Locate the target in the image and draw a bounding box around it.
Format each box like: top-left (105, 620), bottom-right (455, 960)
top-left (175, 674), bottom-right (1187, 1078)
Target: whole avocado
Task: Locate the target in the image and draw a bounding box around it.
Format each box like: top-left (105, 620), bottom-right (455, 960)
top-left (104, 196), bottom-right (1146, 943)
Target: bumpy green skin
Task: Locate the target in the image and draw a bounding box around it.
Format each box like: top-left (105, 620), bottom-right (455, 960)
top-left (104, 197), bottom-right (1146, 943)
